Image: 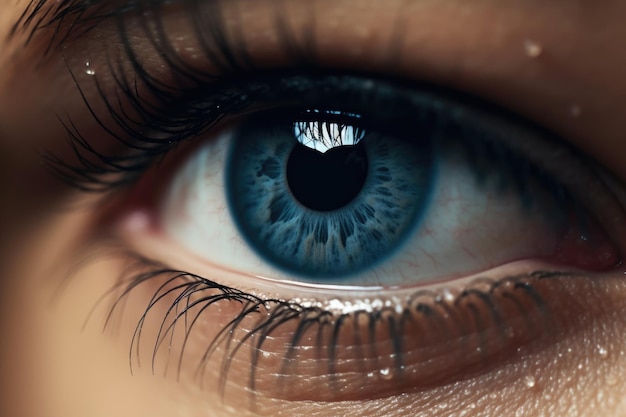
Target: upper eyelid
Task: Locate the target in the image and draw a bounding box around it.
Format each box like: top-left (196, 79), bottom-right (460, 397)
top-left (31, 6), bottom-right (558, 193)
top-left (10, 0), bottom-right (626, 189)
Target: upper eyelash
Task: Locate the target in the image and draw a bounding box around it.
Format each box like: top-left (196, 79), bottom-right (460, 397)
top-left (37, 0), bottom-right (392, 193)
top-left (14, 0), bottom-right (290, 191)
top-left (45, 61), bottom-right (578, 191)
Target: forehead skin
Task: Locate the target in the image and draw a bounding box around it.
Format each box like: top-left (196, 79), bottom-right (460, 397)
top-left (1, 1), bottom-right (626, 417)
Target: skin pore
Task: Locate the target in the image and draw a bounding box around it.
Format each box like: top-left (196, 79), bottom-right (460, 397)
top-left (2, 0), bottom-right (626, 416)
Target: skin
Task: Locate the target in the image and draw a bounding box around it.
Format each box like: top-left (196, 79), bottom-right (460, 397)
top-left (2, 0), bottom-right (626, 416)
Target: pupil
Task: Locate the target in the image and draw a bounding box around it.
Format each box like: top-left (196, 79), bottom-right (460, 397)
top-left (286, 142), bottom-right (369, 211)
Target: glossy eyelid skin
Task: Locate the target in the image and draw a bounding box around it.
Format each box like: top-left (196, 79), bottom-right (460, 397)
top-left (4, 1), bottom-right (626, 417)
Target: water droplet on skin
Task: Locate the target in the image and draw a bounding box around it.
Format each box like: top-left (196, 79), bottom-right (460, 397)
top-left (85, 61), bottom-right (95, 76)
top-left (523, 375), bottom-right (536, 388)
top-left (577, 363), bottom-right (584, 370)
top-left (598, 346), bottom-right (609, 359)
top-left (367, 372), bottom-right (375, 378)
top-left (524, 40), bottom-right (543, 58)
top-left (379, 367), bottom-right (393, 380)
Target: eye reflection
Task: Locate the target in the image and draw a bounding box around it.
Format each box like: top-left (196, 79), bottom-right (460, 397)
top-left (290, 118), bottom-right (369, 211)
top-left (287, 133), bottom-right (369, 211)
top-left (293, 116), bottom-right (365, 153)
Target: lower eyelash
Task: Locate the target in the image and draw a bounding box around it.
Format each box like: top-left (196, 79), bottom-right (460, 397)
top-left (81, 241), bottom-right (576, 404)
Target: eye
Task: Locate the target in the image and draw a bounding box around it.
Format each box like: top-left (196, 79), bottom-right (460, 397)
top-left (148, 75), bottom-right (620, 286)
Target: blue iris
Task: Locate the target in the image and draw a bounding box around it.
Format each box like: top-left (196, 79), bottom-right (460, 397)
top-left (225, 114), bottom-right (436, 280)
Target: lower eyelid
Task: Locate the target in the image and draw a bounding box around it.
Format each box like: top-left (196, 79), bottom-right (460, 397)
top-left (90, 234), bottom-right (617, 405)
